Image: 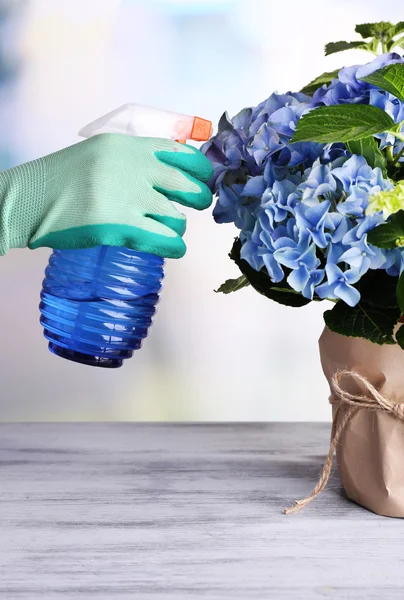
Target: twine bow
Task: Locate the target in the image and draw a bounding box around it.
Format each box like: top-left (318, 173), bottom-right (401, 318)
top-left (284, 369), bottom-right (404, 515)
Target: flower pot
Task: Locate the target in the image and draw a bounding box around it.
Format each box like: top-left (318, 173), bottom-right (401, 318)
top-left (319, 327), bottom-right (404, 518)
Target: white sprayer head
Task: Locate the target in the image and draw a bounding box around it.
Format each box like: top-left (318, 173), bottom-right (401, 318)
top-left (79, 103), bottom-right (212, 142)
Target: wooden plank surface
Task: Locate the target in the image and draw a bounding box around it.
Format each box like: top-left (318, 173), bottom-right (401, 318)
top-left (1, 423), bottom-right (404, 599)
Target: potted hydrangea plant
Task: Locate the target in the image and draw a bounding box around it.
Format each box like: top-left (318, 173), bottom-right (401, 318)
top-left (203, 21), bottom-right (404, 517)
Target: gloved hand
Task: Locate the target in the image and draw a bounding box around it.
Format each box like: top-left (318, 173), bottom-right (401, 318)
top-left (0, 133), bottom-right (213, 258)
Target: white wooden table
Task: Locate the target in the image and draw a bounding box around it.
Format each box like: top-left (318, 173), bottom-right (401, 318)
top-left (1, 423), bottom-right (403, 599)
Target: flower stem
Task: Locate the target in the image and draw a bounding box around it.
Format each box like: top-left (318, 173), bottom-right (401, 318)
top-left (387, 145), bottom-right (394, 163)
top-left (393, 147), bottom-right (404, 165)
top-left (392, 36), bottom-right (404, 51)
top-left (387, 129), bottom-right (404, 145)
top-left (370, 39), bottom-right (379, 55)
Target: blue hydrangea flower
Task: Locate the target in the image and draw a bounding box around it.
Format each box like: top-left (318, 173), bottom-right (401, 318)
top-left (201, 132), bottom-right (243, 189)
top-left (326, 240), bottom-right (348, 265)
top-left (263, 161), bottom-right (291, 185)
top-left (312, 53), bottom-right (404, 160)
top-left (248, 123), bottom-right (283, 166)
top-left (268, 103), bottom-right (309, 138)
top-left (261, 178), bottom-right (298, 226)
top-left (336, 213), bottom-right (386, 278)
top-left (313, 53), bottom-right (404, 106)
top-left (298, 161), bottom-right (338, 205)
top-left (289, 266), bottom-right (325, 299)
top-left (213, 183), bottom-right (258, 233)
top-left (370, 88), bottom-right (404, 152)
top-left (272, 234), bottom-right (324, 299)
top-left (332, 155), bottom-right (393, 217)
top-left (295, 200), bottom-right (331, 248)
top-left (338, 237), bottom-right (385, 276)
top-left (240, 214), bottom-right (285, 282)
top-left (242, 176), bottom-right (267, 197)
top-left (239, 222), bottom-right (265, 273)
top-left (277, 141), bottom-right (325, 168)
top-left (325, 213), bottom-right (351, 243)
top-left (231, 107), bottom-right (253, 133)
top-left (203, 61), bottom-right (403, 309)
top-left (272, 235), bottom-right (319, 272)
top-left (342, 213), bottom-right (385, 245)
top-left (382, 248), bottom-right (404, 277)
top-left (316, 264), bottom-right (361, 306)
top-left (250, 92), bottom-right (312, 135)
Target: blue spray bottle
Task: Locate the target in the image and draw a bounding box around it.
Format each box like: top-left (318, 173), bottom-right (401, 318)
top-left (39, 104), bottom-right (212, 368)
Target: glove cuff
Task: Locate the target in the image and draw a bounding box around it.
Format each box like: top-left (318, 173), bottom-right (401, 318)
top-left (0, 158), bottom-right (45, 254)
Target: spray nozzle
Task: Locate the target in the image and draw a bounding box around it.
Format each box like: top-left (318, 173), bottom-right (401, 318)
top-left (79, 103), bottom-right (212, 143)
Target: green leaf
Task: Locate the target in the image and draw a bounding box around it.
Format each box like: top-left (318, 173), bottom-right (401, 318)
top-left (324, 300), bottom-right (400, 345)
top-left (355, 23), bottom-right (375, 39)
top-left (355, 23), bottom-right (377, 39)
top-left (357, 269), bottom-right (399, 309)
top-left (292, 104), bottom-right (395, 144)
top-left (325, 40), bottom-right (370, 56)
top-left (215, 275), bottom-right (249, 294)
top-left (229, 239), bottom-right (310, 307)
top-left (355, 21), bottom-right (393, 40)
top-left (367, 210), bottom-right (404, 249)
top-left (396, 271), bottom-right (404, 313)
top-left (392, 36), bottom-right (404, 51)
top-left (391, 121), bottom-right (404, 134)
top-left (346, 137), bottom-right (386, 172)
top-left (390, 21), bottom-right (404, 38)
top-left (360, 63), bottom-right (404, 102)
top-left (396, 324), bottom-right (404, 349)
top-left (300, 69), bottom-right (341, 96)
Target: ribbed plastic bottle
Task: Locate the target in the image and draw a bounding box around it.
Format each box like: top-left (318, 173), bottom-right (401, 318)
top-left (39, 104), bottom-right (212, 368)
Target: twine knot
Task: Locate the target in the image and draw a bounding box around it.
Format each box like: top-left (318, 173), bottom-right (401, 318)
top-left (283, 369), bottom-right (404, 515)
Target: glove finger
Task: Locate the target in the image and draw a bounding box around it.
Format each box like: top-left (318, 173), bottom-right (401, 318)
top-left (155, 142), bottom-right (213, 182)
top-left (131, 216), bottom-right (186, 258)
top-left (152, 161), bottom-right (213, 210)
top-left (144, 188), bottom-right (187, 236)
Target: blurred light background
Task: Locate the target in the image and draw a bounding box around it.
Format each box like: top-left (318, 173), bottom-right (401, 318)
top-left (0, 0), bottom-right (401, 421)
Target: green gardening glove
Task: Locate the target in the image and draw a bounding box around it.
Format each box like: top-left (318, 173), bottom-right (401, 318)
top-left (0, 133), bottom-right (213, 258)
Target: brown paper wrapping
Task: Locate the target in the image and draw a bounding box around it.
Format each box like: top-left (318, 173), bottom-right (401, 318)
top-left (319, 327), bottom-right (404, 518)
